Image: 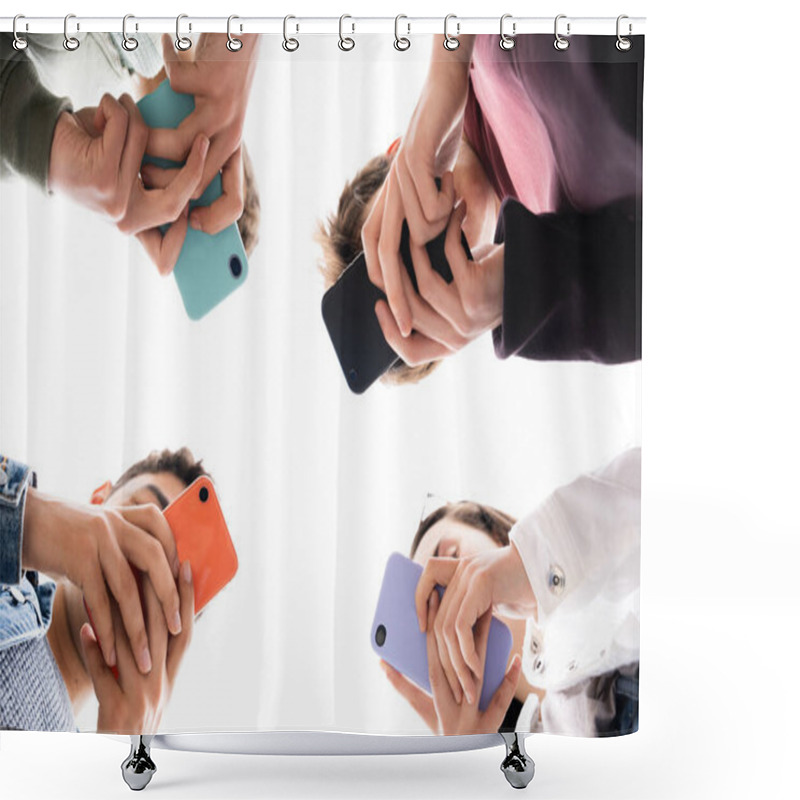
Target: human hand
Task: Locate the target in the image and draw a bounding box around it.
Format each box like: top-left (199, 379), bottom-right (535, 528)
top-left (362, 36), bottom-right (474, 336)
top-left (373, 203), bottom-right (505, 366)
top-left (22, 488), bottom-right (183, 674)
top-left (80, 561), bottom-right (194, 734)
top-left (49, 93), bottom-right (210, 274)
top-left (414, 546), bottom-right (535, 706)
top-left (145, 33), bottom-right (259, 235)
top-left (381, 591), bottom-right (521, 735)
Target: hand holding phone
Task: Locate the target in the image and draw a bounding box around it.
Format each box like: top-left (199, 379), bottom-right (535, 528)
top-left (136, 80), bottom-right (249, 320)
top-left (370, 553), bottom-right (512, 712)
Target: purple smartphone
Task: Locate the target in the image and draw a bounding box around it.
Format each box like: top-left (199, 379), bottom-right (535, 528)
top-left (371, 552), bottom-right (513, 712)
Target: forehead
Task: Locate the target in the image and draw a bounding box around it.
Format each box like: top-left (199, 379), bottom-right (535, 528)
top-left (108, 471), bottom-right (186, 508)
top-left (412, 517), bottom-right (497, 565)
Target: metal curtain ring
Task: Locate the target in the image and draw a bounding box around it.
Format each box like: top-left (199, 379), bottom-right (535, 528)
top-left (227, 15), bottom-right (243, 51)
top-left (63, 14), bottom-right (80, 51)
top-left (338, 14), bottom-right (355, 51)
top-left (443, 14), bottom-right (460, 51)
top-left (499, 13), bottom-right (516, 51)
top-left (12, 14), bottom-right (28, 51)
top-left (554, 14), bottom-right (570, 51)
top-left (616, 14), bottom-right (632, 51)
top-left (282, 15), bottom-right (299, 52)
top-left (121, 14), bottom-right (139, 51)
top-left (394, 14), bottom-right (410, 51)
top-left (175, 14), bottom-right (192, 51)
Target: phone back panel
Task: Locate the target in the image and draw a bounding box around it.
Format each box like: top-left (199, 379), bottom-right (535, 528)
top-left (136, 80), bottom-right (249, 320)
top-left (370, 552), bottom-right (512, 712)
top-left (164, 476), bottom-right (238, 614)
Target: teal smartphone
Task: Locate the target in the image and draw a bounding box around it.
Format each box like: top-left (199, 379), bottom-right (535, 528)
top-left (136, 80), bottom-right (248, 320)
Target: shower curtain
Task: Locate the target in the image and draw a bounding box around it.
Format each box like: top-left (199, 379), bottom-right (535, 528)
top-left (1, 24), bottom-right (643, 741)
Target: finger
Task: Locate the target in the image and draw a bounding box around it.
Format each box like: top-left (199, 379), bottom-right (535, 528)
top-left (140, 573), bottom-right (169, 666)
top-left (395, 155), bottom-right (447, 244)
top-left (161, 33), bottom-right (202, 95)
top-left (167, 560), bottom-right (195, 685)
top-left (374, 300), bottom-right (450, 366)
top-left (189, 147), bottom-right (243, 234)
top-left (116, 514), bottom-right (181, 636)
top-left (430, 589), bottom-right (463, 705)
top-left (99, 544), bottom-right (151, 674)
top-left (415, 557), bottom-right (460, 632)
top-left (361, 181), bottom-right (388, 292)
top-left (136, 205), bottom-right (189, 276)
top-left (399, 262), bottom-right (469, 351)
top-left (192, 130), bottom-right (240, 201)
top-left (80, 623), bottom-right (122, 702)
top-left (378, 166), bottom-right (414, 337)
top-left (455, 591), bottom-right (484, 679)
top-left (96, 93), bottom-right (129, 171)
top-left (140, 164), bottom-right (180, 190)
top-left (82, 578), bottom-right (116, 669)
top-left (109, 590), bottom-right (140, 693)
top-left (442, 581), bottom-right (479, 706)
top-left (425, 592), bottom-right (460, 708)
top-left (407, 238), bottom-right (467, 334)
top-left (119, 505), bottom-right (180, 579)
top-left (380, 661), bottom-right (439, 733)
top-left (407, 157), bottom-right (456, 237)
top-left (122, 134), bottom-right (209, 234)
top-left (482, 654), bottom-right (522, 731)
top-left (444, 201), bottom-right (472, 291)
top-left (116, 94), bottom-right (150, 205)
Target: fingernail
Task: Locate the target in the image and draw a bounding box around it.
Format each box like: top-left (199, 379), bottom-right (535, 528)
top-left (172, 555), bottom-right (180, 577)
top-left (199, 135), bottom-right (210, 156)
top-left (170, 609), bottom-right (183, 635)
top-left (182, 560), bottom-right (192, 584)
top-left (189, 214), bottom-right (202, 231)
top-left (108, 644), bottom-right (116, 667)
top-left (139, 645), bottom-right (152, 674)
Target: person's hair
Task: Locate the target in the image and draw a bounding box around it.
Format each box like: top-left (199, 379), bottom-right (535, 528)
top-left (111, 447), bottom-right (210, 495)
top-left (237, 143), bottom-right (260, 257)
top-left (316, 154), bottom-right (440, 386)
top-left (410, 501), bottom-right (517, 558)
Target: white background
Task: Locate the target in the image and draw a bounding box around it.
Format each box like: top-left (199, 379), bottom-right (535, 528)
top-left (2, 0), bottom-right (799, 798)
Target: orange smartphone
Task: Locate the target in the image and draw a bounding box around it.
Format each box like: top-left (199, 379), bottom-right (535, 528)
top-left (164, 475), bottom-right (238, 616)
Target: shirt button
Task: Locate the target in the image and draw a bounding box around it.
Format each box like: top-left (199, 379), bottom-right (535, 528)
top-left (548, 564), bottom-right (566, 595)
top-left (533, 657), bottom-right (545, 674)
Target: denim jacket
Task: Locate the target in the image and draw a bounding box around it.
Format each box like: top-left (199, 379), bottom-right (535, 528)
top-left (0, 454), bottom-right (56, 652)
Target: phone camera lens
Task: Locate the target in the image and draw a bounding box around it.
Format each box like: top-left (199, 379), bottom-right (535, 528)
top-left (229, 254), bottom-right (243, 279)
top-left (348, 368), bottom-right (359, 383)
top-left (199, 487), bottom-right (209, 503)
top-left (375, 624), bottom-right (386, 647)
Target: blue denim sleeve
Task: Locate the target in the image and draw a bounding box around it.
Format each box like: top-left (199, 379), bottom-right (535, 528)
top-left (0, 454), bottom-right (37, 585)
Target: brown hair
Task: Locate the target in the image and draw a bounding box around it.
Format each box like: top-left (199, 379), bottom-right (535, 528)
top-left (316, 154), bottom-right (440, 386)
top-left (236, 143), bottom-right (260, 257)
top-left (410, 501), bottom-right (517, 558)
top-left (111, 447), bottom-right (210, 495)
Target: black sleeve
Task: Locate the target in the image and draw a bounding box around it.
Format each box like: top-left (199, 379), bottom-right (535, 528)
top-left (492, 197), bottom-right (641, 365)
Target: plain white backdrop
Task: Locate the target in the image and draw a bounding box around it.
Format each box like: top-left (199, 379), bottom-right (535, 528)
top-left (1, 0), bottom-right (799, 798)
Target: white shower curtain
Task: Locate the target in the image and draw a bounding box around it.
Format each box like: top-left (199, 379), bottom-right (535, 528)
top-left (0, 33), bottom-right (640, 734)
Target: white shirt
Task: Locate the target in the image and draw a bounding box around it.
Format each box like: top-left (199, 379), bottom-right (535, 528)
top-left (509, 448), bottom-right (641, 731)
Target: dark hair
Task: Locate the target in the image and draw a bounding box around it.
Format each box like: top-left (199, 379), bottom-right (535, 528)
top-left (316, 153), bottom-right (440, 386)
top-left (111, 447), bottom-right (210, 495)
top-left (410, 501), bottom-right (517, 558)
top-left (237, 143), bottom-right (260, 257)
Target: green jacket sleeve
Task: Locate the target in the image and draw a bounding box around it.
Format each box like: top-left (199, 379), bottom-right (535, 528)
top-left (1, 34), bottom-right (72, 190)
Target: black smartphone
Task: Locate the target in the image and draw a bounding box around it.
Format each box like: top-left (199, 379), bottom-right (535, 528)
top-left (321, 221), bottom-right (472, 394)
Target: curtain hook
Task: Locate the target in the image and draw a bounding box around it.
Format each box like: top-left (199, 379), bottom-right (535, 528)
top-left (227, 15), bottom-right (243, 52)
top-left (12, 14), bottom-right (28, 51)
top-left (499, 14), bottom-right (516, 51)
top-left (616, 14), bottom-right (632, 51)
top-left (175, 13), bottom-right (192, 51)
top-left (554, 14), bottom-right (570, 51)
top-left (443, 13), bottom-right (460, 51)
top-left (282, 15), bottom-right (299, 52)
top-left (338, 14), bottom-right (355, 51)
top-left (394, 14), bottom-right (411, 51)
top-left (122, 14), bottom-right (139, 51)
top-left (63, 13), bottom-right (80, 51)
